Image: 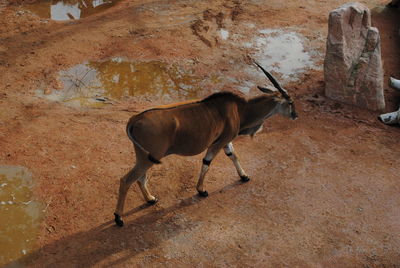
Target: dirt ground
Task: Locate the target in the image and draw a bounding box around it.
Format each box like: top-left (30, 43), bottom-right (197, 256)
top-left (1, 0), bottom-right (400, 267)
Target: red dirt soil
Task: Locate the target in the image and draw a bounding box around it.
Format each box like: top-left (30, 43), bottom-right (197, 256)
top-left (1, 0), bottom-right (400, 267)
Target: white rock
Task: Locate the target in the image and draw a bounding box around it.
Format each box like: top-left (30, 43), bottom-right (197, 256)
top-left (390, 77), bottom-right (400, 90)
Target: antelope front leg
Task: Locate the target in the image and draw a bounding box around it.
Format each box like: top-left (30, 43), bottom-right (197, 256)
top-left (196, 146), bottom-right (222, 197)
top-left (223, 142), bottom-right (250, 182)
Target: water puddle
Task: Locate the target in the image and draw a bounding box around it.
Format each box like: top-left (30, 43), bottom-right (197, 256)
top-left (36, 59), bottom-right (205, 107)
top-left (247, 29), bottom-right (316, 82)
top-left (0, 166), bottom-right (43, 267)
top-left (24, 0), bottom-right (120, 21)
top-left (220, 29), bottom-right (229, 40)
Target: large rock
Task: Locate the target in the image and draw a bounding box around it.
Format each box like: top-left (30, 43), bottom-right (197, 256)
top-left (324, 2), bottom-right (385, 111)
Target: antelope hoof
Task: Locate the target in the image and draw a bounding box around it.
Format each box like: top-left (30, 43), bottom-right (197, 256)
top-left (114, 213), bottom-right (124, 227)
top-left (240, 175), bottom-right (250, 182)
top-left (198, 190), bottom-right (209, 197)
top-left (147, 198), bottom-right (158, 205)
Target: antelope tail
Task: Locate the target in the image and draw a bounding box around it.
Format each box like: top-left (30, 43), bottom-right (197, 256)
top-left (126, 125), bottom-right (161, 164)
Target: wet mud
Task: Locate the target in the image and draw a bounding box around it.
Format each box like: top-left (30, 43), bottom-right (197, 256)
top-left (36, 59), bottom-right (207, 107)
top-left (0, 166), bottom-right (43, 266)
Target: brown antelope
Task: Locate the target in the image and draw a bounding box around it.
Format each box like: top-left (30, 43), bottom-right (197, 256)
top-left (114, 62), bottom-right (298, 226)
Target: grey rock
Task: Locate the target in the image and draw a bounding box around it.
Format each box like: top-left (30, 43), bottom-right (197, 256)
top-left (324, 2), bottom-right (385, 111)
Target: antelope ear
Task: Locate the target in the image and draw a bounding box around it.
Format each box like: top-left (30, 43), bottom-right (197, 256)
top-left (257, 86), bottom-right (277, 94)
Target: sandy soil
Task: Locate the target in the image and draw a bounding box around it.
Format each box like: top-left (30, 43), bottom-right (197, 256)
top-left (1, 0), bottom-right (400, 267)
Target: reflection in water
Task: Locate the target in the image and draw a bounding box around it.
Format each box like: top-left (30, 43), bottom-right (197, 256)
top-left (0, 166), bottom-right (43, 267)
top-left (86, 59), bottom-right (202, 99)
top-left (37, 59), bottom-right (205, 107)
top-left (253, 29), bottom-right (315, 81)
top-left (25, 0), bottom-right (119, 21)
top-left (51, 1), bottom-right (80, 20)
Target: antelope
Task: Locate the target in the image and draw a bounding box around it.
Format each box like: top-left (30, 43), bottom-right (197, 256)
top-left (114, 62), bottom-right (298, 227)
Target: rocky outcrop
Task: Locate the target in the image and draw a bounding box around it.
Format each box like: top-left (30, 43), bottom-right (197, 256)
top-left (324, 3), bottom-right (385, 111)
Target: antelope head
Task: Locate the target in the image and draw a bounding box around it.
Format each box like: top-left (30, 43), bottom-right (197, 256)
top-left (254, 62), bottom-right (298, 120)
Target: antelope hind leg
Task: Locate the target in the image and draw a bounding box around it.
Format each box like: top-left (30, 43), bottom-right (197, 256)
top-left (137, 175), bottom-right (158, 204)
top-left (114, 165), bottom-right (150, 227)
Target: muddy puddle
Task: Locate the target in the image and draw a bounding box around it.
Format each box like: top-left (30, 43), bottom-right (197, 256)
top-left (37, 59), bottom-right (207, 107)
top-left (245, 29), bottom-right (317, 84)
top-left (0, 166), bottom-right (44, 267)
top-left (24, 0), bottom-right (120, 21)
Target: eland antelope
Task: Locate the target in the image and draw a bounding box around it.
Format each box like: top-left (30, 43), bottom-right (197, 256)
top-left (114, 62), bottom-right (298, 226)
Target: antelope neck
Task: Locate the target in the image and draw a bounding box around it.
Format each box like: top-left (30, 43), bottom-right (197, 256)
top-left (240, 96), bottom-right (280, 130)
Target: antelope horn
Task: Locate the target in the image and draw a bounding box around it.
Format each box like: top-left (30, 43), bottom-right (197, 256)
top-left (254, 61), bottom-right (290, 100)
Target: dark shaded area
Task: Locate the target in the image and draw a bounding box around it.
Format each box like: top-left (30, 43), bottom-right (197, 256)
top-left (372, 5), bottom-right (400, 111)
top-left (7, 181), bottom-right (243, 267)
top-left (9, 196), bottom-right (201, 267)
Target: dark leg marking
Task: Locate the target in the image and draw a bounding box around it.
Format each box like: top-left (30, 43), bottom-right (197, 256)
top-left (147, 198), bottom-right (158, 205)
top-left (114, 213), bottom-right (124, 227)
top-left (203, 158), bottom-right (212, 166)
top-left (198, 190), bottom-right (209, 197)
top-left (240, 175), bottom-right (250, 182)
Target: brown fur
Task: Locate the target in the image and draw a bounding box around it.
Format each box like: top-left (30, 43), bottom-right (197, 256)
top-left (127, 91), bottom-right (273, 161)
